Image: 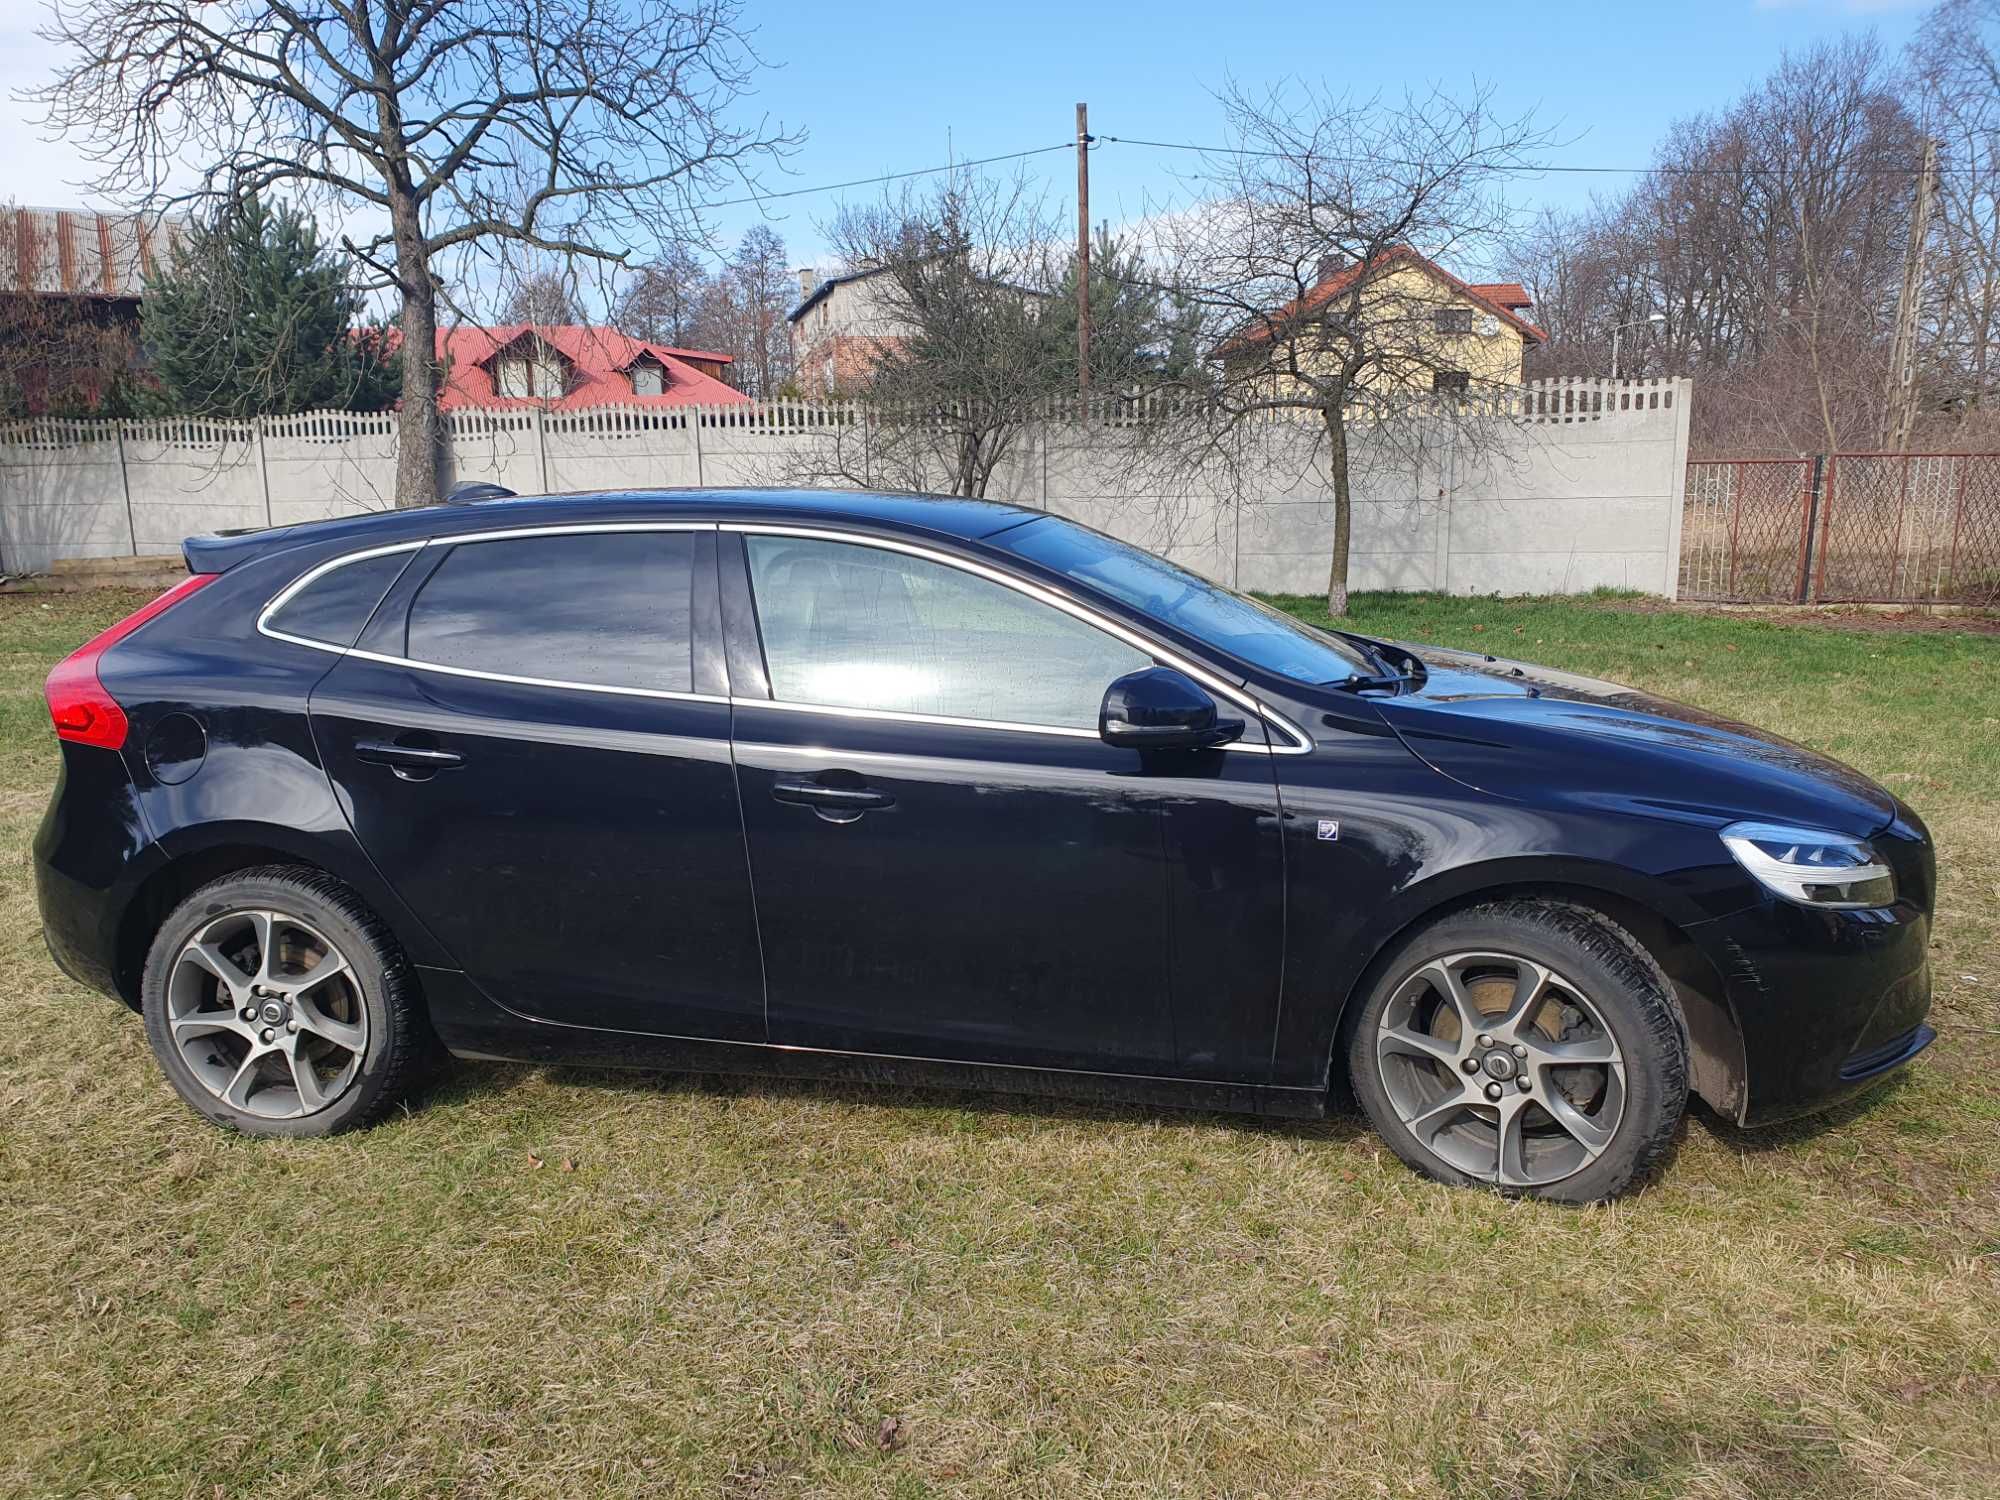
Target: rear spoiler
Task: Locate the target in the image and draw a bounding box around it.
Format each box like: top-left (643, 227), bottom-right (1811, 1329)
top-left (182, 525), bottom-right (299, 576)
top-left (182, 483), bottom-right (510, 574)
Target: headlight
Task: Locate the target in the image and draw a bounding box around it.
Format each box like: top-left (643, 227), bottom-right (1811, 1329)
top-left (1720, 821), bottom-right (1896, 909)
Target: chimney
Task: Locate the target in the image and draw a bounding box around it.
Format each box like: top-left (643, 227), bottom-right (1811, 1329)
top-left (797, 267), bottom-right (817, 301)
top-left (1316, 254), bottom-right (1349, 286)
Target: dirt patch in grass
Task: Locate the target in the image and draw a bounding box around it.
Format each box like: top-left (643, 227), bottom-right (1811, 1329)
top-left (1611, 598), bottom-right (2000, 635)
top-left (0, 590), bottom-right (1996, 1499)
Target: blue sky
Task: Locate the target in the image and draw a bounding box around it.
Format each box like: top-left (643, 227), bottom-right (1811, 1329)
top-left (698, 0), bottom-right (1930, 267)
top-left (2, 0), bottom-right (1932, 276)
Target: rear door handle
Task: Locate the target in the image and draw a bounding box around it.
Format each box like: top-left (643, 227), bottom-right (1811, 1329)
top-left (771, 776), bottom-right (895, 813)
top-left (354, 738), bottom-right (464, 775)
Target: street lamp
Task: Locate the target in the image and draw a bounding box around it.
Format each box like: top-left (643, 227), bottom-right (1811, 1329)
top-left (1612, 313), bottom-right (1667, 380)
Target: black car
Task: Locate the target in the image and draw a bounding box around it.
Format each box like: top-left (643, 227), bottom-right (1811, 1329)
top-left (34, 489), bottom-right (1936, 1201)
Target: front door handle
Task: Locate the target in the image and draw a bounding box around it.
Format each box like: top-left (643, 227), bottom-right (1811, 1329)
top-left (354, 738), bottom-right (464, 779)
top-left (771, 776), bottom-right (895, 817)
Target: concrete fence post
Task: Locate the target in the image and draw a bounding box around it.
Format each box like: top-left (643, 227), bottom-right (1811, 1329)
top-left (253, 417), bottom-right (274, 528)
top-left (690, 406), bottom-right (706, 486)
top-left (533, 408), bottom-right (550, 494)
top-left (114, 421), bottom-right (138, 556)
top-left (1664, 377), bottom-right (1694, 600)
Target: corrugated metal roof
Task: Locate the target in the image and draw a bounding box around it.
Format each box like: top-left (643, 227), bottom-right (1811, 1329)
top-left (432, 323), bottom-right (749, 409)
top-left (3, 207), bottom-right (190, 298)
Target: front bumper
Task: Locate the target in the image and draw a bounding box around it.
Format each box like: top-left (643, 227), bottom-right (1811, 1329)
top-left (1694, 895), bottom-right (1934, 1127)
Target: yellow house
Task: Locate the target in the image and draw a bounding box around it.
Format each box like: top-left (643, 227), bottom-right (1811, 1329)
top-left (1218, 246), bottom-right (1545, 396)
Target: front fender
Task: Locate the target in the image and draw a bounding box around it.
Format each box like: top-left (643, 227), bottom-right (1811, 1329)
top-left (1267, 764), bottom-right (1757, 1096)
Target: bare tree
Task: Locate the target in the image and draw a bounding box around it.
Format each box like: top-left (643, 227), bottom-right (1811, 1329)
top-left (728, 224), bottom-right (794, 395)
top-left (798, 174), bottom-right (1065, 497)
top-left (35, 0), bottom-right (792, 504)
top-left (501, 269), bottom-right (584, 329)
top-left (1148, 81), bottom-right (1557, 614)
top-left (1503, 37), bottom-right (1921, 457)
top-left (1910, 0), bottom-right (2000, 438)
top-left (615, 244), bottom-right (712, 346)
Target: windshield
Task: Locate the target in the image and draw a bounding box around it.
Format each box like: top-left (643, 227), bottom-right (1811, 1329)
top-left (994, 517), bottom-right (1369, 685)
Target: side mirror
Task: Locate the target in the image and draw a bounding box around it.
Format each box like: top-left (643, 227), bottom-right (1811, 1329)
top-left (1099, 667), bottom-right (1246, 752)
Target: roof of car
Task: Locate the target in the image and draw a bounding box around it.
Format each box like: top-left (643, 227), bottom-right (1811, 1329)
top-left (186, 488), bottom-right (1041, 575)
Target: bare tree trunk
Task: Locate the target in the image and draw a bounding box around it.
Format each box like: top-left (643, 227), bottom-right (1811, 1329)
top-left (1323, 407), bottom-right (1353, 617)
top-left (392, 198), bottom-right (442, 509)
top-left (955, 428), bottom-right (981, 498)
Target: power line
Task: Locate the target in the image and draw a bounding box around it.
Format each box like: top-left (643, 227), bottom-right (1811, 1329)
top-left (1095, 133), bottom-right (1943, 179)
top-left (690, 127), bottom-right (1942, 225)
top-left (705, 142), bottom-right (1072, 210)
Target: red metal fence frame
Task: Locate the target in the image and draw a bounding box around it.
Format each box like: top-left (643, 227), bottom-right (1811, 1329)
top-left (1686, 451), bottom-right (1999, 607)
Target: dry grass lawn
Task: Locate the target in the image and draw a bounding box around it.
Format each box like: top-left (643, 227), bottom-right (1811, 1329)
top-left (0, 588), bottom-right (1995, 1499)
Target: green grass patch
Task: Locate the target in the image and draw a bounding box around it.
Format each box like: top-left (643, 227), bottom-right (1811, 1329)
top-left (0, 588), bottom-right (1995, 1498)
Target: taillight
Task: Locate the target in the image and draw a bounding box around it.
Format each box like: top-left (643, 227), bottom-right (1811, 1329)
top-left (45, 573), bottom-right (217, 750)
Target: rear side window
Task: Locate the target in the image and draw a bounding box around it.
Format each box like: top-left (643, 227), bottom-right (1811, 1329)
top-left (404, 531), bottom-right (696, 694)
top-left (265, 551), bottom-right (414, 648)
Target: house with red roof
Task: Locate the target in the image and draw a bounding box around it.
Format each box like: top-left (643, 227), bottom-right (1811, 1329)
top-left (435, 324), bottom-right (748, 410)
top-left (1217, 247), bottom-right (1546, 394)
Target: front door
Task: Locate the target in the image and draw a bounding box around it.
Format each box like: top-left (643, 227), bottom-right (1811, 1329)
top-left (310, 525), bottom-right (766, 1040)
top-left (726, 528), bottom-right (1284, 1078)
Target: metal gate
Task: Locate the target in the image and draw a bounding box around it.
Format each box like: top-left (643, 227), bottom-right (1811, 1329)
top-left (1681, 452), bottom-right (2000, 606)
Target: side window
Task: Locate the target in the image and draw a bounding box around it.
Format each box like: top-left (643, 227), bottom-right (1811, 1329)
top-left (405, 532), bottom-right (696, 694)
top-left (265, 550), bottom-right (414, 648)
top-left (744, 535), bottom-right (1151, 729)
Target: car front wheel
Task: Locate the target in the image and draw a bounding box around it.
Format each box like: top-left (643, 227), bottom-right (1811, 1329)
top-left (141, 866), bottom-right (425, 1136)
top-left (1346, 899), bottom-right (1688, 1203)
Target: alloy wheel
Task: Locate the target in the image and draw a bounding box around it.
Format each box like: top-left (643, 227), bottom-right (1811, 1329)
top-left (1374, 950), bottom-right (1626, 1188)
top-left (165, 909), bottom-right (368, 1119)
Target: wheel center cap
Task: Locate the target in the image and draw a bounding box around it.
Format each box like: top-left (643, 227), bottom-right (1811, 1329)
top-left (1481, 1050), bottom-right (1517, 1081)
top-left (259, 999), bottom-right (288, 1026)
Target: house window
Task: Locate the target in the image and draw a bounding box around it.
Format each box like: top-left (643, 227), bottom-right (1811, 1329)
top-left (1434, 307), bottom-right (1474, 335)
top-left (496, 339), bottom-right (567, 398)
top-left (1432, 370), bottom-right (1470, 393)
top-left (631, 361), bottom-right (665, 397)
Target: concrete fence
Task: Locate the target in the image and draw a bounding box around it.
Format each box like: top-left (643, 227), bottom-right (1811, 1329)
top-left (0, 377), bottom-right (1692, 596)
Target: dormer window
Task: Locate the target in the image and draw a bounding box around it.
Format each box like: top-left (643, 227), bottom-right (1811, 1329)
top-left (630, 358), bottom-right (666, 397)
top-left (493, 336), bottom-right (569, 398)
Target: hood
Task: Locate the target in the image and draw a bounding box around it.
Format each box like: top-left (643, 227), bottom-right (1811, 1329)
top-left (1371, 644), bottom-right (1897, 837)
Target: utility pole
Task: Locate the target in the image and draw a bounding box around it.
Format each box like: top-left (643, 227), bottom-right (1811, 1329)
top-left (1881, 136), bottom-right (1938, 453)
top-left (1076, 101), bottom-right (1091, 398)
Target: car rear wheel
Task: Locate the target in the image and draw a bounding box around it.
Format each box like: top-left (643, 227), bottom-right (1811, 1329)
top-left (141, 866), bottom-right (425, 1136)
top-left (1345, 899), bottom-right (1688, 1203)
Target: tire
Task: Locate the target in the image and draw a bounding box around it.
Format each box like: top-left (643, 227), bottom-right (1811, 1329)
top-left (1344, 899), bottom-right (1688, 1203)
top-left (141, 865), bottom-right (426, 1137)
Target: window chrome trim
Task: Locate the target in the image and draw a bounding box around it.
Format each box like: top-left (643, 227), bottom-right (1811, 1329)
top-left (255, 539), bottom-right (430, 652)
top-left (727, 522), bottom-right (1313, 754)
top-left (252, 517), bottom-right (1316, 752)
top-left (254, 523), bottom-right (722, 704)
top-left (730, 695), bottom-right (1100, 739)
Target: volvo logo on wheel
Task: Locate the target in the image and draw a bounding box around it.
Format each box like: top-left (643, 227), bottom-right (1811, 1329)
top-left (1481, 1050), bottom-right (1517, 1081)
top-left (259, 1000), bottom-right (286, 1025)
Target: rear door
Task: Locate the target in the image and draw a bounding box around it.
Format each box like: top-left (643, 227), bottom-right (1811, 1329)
top-left (306, 523), bottom-right (765, 1040)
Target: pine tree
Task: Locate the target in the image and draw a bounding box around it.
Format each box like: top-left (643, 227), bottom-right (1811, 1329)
top-left (141, 197), bottom-right (396, 416)
top-left (1046, 227), bottom-right (1176, 393)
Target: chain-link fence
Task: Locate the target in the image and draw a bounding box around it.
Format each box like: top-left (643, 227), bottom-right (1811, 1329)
top-left (1682, 452), bottom-right (1999, 606)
